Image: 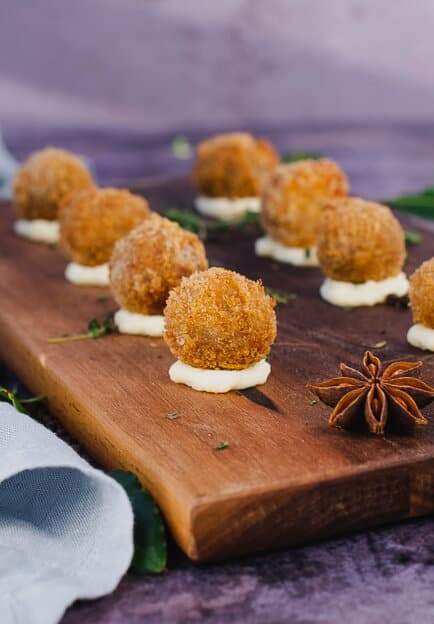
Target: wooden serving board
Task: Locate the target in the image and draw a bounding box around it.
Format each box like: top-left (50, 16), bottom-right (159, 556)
top-left (1, 178), bottom-right (434, 562)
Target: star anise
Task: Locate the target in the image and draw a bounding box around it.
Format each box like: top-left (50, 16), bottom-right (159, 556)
top-left (307, 351), bottom-right (434, 435)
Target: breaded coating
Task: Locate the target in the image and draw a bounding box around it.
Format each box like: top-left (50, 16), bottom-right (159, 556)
top-left (261, 159), bottom-right (349, 247)
top-left (317, 197), bottom-right (406, 283)
top-left (164, 267), bottom-right (276, 370)
top-left (13, 147), bottom-right (94, 221)
top-left (409, 258), bottom-right (434, 328)
top-left (110, 213), bottom-right (208, 314)
top-left (60, 187), bottom-right (150, 266)
top-left (192, 132), bottom-right (279, 198)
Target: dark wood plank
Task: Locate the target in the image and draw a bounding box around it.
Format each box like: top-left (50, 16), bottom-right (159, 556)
top-left (0, 183), bottom-right (433, 561)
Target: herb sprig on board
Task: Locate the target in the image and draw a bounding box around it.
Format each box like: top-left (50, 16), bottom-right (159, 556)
top-left (265, 287), bottom-right (296, 305)
top-left (171, 135), bottom-right (193, 160)
top-left (111, 470), bottom-right (167, 575)
top-left (387, 186), bottom-right (434, 220)
top-left (164, 208), bottom-right (261, 241)
top-left (0, 386), bottom-right (45, 413)
top-left (404, 229), bottom-right (423, 246)
top-left (48, 316), bottom-right (116, 344)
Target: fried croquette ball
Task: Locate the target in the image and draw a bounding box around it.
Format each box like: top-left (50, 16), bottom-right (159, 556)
top-left (164, 268), bottom-right (277, 370)
top-left (192, 132), bottom-right (279, 198)
top-left (317, 197), bottom-right (406, 283)
top-left (110, 213), bottom-right (208, 314)
top-left (261, 159), bottom-right (349, 248)
top-left (13, 147), bottom-right (94, 221)
top-left (60, 187), bottom-right (150, 266)
top-left (409, 258), bottom-right (434, 328)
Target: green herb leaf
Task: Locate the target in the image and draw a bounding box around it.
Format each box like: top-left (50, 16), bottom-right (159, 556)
top-left (171, 136), bottom-right (193, 160)
top-left (404, 229), bottom-right (423, 246)
top-left (164, 208), bottom-right (205, 236)
top-left (419, 185), bottom-right (434, 196)
top-left (206, 210), bottom-right (261, 240)
top-left (215, 441), bottom-right (229, 451)
top-left (87, 317), bottom-right (115, 338)
top-left (387, 187), bottom-right (434, 219)
top-left (265, 287), bottom-right (294, 305)
top-left (111, 470), bottom-right (167, 575)
top-left (164, 208), bottom-right (262, 241)
top-left (20, 394), bottom-right (46, 405)
top-left (0, 387), bottom-right (25, 412)
top-left (48, 315), bottom-right (116, 344)
top-left (281, 151), bottom-right (323, 164)
top-left (238, 210), bottom-right (261, 226)
top-left (0, 387), bottom-right (45, 414)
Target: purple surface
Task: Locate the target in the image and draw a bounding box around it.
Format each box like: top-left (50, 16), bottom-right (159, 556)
top-left (6, 122), bottom-right (434, 200)
top-left (2, 124), bottom-right (434, 624)
top-left (62, 522), bottom-right (434, 624)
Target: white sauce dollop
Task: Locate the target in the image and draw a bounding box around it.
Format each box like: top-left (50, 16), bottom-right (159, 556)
top-left (320, 272), bottom-right (409, 307)
top-left (195, 195), bottom-right (260, 222)
top-left (14, 219), bottom-right (59, 244)
top-left (169, 358), bottom-right (271, 393)
top-left (65, 262), bottom-right (109, 286)
top-left (407, 324), bottom-right (434, 352)
top-left (114, 309), bottom-right (165, 337)
top-left (255, 236), bottom-right (318, 266)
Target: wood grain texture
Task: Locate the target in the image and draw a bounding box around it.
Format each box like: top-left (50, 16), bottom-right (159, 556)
top-left (1, 181), bottom-right (434, 562)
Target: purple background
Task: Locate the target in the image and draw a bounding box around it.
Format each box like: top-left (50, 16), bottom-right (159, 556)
top-left (2, 1), bottom-right (434, 135)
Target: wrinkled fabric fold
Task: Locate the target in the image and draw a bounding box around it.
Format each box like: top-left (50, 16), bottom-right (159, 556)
top-left (0, 403), bottom-right (134, 624)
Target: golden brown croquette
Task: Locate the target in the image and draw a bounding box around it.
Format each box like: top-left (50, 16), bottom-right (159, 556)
top-left (261, 159), bottom-right (349, 248)
top-left (164, 267), bottom-right (276, 370)
top-left (317, 197), bottom-right (406, 283)
top-left (409, 258), bottom-right (434, 328)
top-left (60, 187), bottom-right (150, 266)
top-left (110, 213), bottom-right (208, 315)
top-left (191, 132), bottom-right (279, 198)
top-left (13, 147), bottom-right (94, 221)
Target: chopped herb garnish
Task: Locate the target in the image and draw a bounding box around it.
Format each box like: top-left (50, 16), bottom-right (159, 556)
top-left (164, 208), bottom-right (207, 237)
top-left (240, 210), bottom-right (261, 226)
top-left (404, 229), bottom-right (423, 246)
top-left (215, 441), bottom-right (229, 451)
top-left (281, 151), bottom-right (323, 163)
top-left (88, 317), bottom-right (115, 338)
top-left (110, 470), bottom-right (167, 574)
top-left (386, 186), bottom-right (434, 219)
top-left (265, 287), bottom-right (293, 305)
top-left (48, 316), bottom-right (116, 344)
top-left (171, 135), bottom-right (193, 160)
top-left (0, 386), bottom-right (45, 414)
top-left (164, 208), bottom-right (261, 241)
top-left (20, 395), bottom-right (46, 405)
top-left (96, 296), bottom-right (110, 303)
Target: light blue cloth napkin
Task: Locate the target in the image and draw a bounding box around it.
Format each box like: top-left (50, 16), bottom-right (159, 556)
top-left (0, 131), bottom-right (18, 200)
top-left (0, 402), bottom-right (134, 624)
